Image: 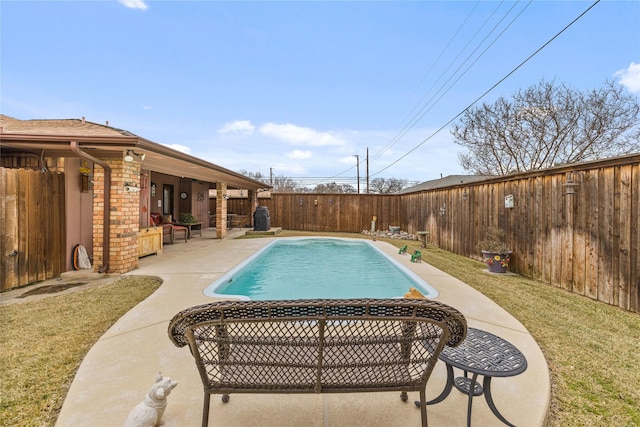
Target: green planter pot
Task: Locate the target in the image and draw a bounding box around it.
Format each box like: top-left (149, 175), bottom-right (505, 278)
top-left (482, 251), bottom-right (512, 273)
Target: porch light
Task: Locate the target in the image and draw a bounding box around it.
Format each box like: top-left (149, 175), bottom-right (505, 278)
top-left (124, 150), bottom-right (146, 162)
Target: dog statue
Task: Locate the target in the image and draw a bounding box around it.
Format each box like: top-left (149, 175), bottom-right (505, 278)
top-left (124, 372), bottom-right (178, 427)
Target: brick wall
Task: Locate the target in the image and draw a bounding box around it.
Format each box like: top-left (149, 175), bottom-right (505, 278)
top-left (92, 156), bottom-right (142, 274)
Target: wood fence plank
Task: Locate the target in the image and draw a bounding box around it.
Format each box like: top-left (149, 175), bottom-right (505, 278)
top-left (598, 168), bottom-right (615, 304)
top-left (631, 162), bottom-right (640, 313)
top-left (572, 171), bottom-right (586, 296)
top-left (617, 165), bottom-right (632, 311)
top-left (17, 169), bottom-right (29, 286)
top-left (1, 168), bottom-right (20, 290)
top-left (562, 173), bottom-right (575, 292)
top-left (27, 169), bottom-right (40, 282)
top-left (584, 170), bottom-right (599, 300)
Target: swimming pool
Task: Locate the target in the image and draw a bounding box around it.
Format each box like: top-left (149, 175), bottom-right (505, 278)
top-left (205, 238), bottom-right (438, 300)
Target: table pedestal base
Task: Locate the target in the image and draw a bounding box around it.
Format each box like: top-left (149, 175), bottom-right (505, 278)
top-left (416, 364), bottom-right (518, 427)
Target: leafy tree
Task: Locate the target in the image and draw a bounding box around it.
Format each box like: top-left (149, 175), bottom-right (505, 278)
top-left (452, 80), bottom-right (640, 175)
top-left (369, 177), bottom-right (407, 194)
top-left (312, 182), bottom-right (356, 193)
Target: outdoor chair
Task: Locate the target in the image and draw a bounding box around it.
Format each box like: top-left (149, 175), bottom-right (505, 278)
top-left (162, 224), bottom-right (188, 244)
top-left (150, 213), bottom-right (188, 244)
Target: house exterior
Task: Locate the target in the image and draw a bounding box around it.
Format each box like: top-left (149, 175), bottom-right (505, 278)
top-left (0, 115), bottom-right (268, 287)
top-left (397, 174), bottom-right (492, 194)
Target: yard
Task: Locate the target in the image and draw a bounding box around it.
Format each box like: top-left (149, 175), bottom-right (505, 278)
top-left (1, 232), bottom-right (639, 426)
top-left (386, 238), bottom-right (640, 426)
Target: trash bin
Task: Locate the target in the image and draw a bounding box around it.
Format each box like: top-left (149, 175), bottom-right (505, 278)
top-left (253, 206), bottom-right (270, 231)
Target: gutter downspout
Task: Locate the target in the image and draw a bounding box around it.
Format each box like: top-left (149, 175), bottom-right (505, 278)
top-left (70, 141), bottom-right (110, 273)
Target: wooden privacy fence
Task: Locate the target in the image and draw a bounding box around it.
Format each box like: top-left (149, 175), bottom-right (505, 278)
top-left (259, 193), bottom-right (401, 233)
top-left (0, 168), bottom-right (66, 291)
top-left (261, 155), bottom-right (639, 313)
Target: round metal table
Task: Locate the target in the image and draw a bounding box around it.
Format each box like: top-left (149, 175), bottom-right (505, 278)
top-left (421, 327), bottom-right (528, 426)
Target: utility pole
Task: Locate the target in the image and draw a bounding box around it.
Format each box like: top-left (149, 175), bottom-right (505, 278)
top-left (354, 154), bottom-right (360, 194)
top-left (270, 168), bottom-right (273, 187)
top-left (366, 147), bottom-right (369, 194)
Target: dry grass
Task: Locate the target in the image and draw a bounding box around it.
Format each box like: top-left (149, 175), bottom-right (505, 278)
top-left (2, 232), bottom-right (639, 426)
top-left (407, 243), bottom-right (640, 427)
top-left (0, 276), bottom-right (161, 427)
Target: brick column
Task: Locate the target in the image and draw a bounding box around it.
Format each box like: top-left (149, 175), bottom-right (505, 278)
top-left (248, 189), bottom-right (258, 228)
top-left (92, 157), bottom-right (141, 274)
top-left (216, 182), bottom-right (227, 239)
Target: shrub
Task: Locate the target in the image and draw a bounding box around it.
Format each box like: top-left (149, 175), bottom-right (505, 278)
top-left (178, 212), bottom-right (198, 224)
top-left (476, 227), bottom-right (511, 253)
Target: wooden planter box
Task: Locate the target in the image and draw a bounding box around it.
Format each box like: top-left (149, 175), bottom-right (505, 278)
top-left (138, 226), bottom-right (163, 257)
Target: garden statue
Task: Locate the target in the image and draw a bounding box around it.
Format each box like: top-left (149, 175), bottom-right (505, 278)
top-left (124, 372), bottom-right (178, 427)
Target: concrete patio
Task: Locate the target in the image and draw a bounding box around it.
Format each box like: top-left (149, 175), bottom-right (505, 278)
top-left (55, 229), bottom-right (550, 427)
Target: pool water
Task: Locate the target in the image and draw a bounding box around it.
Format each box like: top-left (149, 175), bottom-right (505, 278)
top-left (205, 238), bottom-right (438, 300)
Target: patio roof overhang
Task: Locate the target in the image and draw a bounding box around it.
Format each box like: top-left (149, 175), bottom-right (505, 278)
top-left (0, 133), bottom-right (268, 190)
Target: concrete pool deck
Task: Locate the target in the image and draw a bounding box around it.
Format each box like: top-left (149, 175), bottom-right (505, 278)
top-left (55, 229), bottom-right (550, 427)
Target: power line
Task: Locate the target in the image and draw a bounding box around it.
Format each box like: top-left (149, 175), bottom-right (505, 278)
top-left (371, 0), bottom-right (601, 177)
top-left (378, 0), bottom-right (531, 160)
top-left (313, 2), bottom-right (520, 186)
top-left (373, 0), bottom-right (506, 163)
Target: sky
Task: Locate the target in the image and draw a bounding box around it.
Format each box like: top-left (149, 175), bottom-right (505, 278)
top-left (2, 0), bottom-right (639, 189)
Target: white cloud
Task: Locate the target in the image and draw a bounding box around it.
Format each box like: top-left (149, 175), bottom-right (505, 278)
top-left (118, 0), bottom-right (148, 10)
top-left (287, 150), bottom-right (313, 160)
top-left (614, 62), bottom-right (640, 94)
top-left (162, 143), bottom-right (191, 154)
top-left (142, 105), bottom-right (152, 110)
top-left (217, 120), bottom-right (255, 135)
top-left (274, 162), bottom-right (307, 175)
top-left (338, 154), bottom-right (359, 165)
top-left (259, 123), bottom-right (347, 147)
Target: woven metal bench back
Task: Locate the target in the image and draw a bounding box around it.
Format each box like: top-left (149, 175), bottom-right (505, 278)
top-left (169, 299), bottom-right (466, 395)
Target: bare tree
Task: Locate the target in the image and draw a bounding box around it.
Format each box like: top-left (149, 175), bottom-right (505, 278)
top-left (237, 170), bottom-right (304, 192)
top-left (452, 80), bottom-right (640, 175)
top-left (237, 170), bottom-right (269, 185)
top-left (271, 175), bottom-right (307, 193)
top-left (312, 182), bottom-right (357, 193)
top-left (369, 177), bottom-right (407, 194)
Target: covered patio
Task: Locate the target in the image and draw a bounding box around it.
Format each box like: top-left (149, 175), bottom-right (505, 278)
top-left (0, 115), bottom-right (269, 281)
top-left (54, 230), bottom-right (550, 427)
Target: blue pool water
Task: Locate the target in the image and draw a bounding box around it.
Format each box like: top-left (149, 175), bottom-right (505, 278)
top-left (205, 238), bottom-right (438, 300)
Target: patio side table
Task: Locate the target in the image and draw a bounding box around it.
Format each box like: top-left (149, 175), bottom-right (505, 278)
top-left (417, 231), bottom-right (430, 248)
top-left (421, 327), bottom-right (528, 427)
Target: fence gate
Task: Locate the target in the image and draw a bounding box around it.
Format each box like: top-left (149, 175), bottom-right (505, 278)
top-left (1, 167), bottom-right (66, 291)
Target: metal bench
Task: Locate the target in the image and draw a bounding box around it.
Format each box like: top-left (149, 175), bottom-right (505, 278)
top-left (168, 298), bottom-right (467, 427)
